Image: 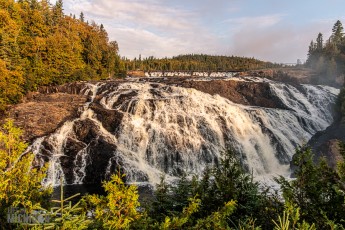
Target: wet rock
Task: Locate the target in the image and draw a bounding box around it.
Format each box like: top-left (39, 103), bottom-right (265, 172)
top-left (73, 119), bottom-right (99, 143)
top-left (308, 119), bottom-right (345, 168)
top-left (60, 138), bottom-right (87, 184)
top-left (89, 104), bottom-right (124, 133)
top-left (84, 136), bottom-right (118, 184)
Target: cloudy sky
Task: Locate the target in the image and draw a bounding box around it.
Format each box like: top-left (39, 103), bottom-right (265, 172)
top-left (62, 0), bottom-right (345, 63)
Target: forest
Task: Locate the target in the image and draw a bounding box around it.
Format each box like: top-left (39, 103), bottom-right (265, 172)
top-left (307, 20), bottom-right (345, 86)
top-left (1, 0), bottom-right (345, 229)
top-left (307, 20), bottom-right (345, 116)
top-left (0, 0), bottom-right (125, 112)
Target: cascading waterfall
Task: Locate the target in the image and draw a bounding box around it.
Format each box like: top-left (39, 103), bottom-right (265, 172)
top-left (30, 83), bottom-right (104, 186)
top-left (28, 78), bottom-right (339, 187)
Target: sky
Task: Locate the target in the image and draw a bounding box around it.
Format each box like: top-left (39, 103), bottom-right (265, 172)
top-left (61, 0), bottom-right (345, 63)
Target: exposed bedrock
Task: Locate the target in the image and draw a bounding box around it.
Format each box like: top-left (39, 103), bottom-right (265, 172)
top-left (180, 80), bottom-right (287, 109)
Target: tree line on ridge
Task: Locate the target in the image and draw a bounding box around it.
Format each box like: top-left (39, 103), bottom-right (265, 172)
top-left (122, 54), bottom-right (281, 72)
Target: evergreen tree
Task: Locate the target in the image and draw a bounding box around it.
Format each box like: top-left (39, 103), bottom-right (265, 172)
top-left (124, 54), bottom-right (279, 72)
top-left (331, 20), bottom-right (344, 45)
top-left (306, 20), bottom-right (345, 85)
top-left (52, 0), bottom-right (63, 24)
top-left (276, 147), bottom-right (345, 228)
top-left (82, 174), bottom-right (142, 229)
top-left (316, 33), bottom-right (323, 51)
top-left (79, 11), bottom-right (84, 22)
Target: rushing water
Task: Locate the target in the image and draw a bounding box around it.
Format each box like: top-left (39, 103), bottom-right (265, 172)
top-left (28, 78), bottom-right (339, 187)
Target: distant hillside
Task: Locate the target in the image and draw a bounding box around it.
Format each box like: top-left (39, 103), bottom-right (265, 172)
top-left (122, 54), bottom-right (281, 72)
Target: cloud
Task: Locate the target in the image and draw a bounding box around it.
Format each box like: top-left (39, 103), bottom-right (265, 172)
top-left (61, 0), bottom-right (343, 63)
top-left (106, 25), bottom-right (222, 59)
top-left (62, 0), bottom-right (224, 58)
top-left (229, 21), bottom-right (333, 63)
top-left (223, 14), bottom-right (285, 28)
top-left (65, 0), bottom-right (197, 31)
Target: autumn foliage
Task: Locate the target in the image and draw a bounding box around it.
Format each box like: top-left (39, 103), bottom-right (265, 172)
top-left (0, 0), bottom-right (124, 111)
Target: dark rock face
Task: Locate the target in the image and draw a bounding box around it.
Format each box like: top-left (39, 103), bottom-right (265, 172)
top-left (316, 140), bottom-right (343, 168)
top-left (84, 136), bottom-right (118, 184)
top-left (89, 104), bottom-right (124, 133)
top-left (308, 119), bottom-right (345, 168)
top-left (73, 119), bottom-right (99, 143)
top-left (60, 117), bottom-right (123, 184)
top-left (38, 82), bottom-right (88, 94)
top-left (61, 138), bottom-right (87, 184)
top-left (33, 117), bottom-right (123, 185)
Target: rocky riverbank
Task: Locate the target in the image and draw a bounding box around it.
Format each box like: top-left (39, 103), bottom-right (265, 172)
top-left (4, 92), bottom-right (87, 142)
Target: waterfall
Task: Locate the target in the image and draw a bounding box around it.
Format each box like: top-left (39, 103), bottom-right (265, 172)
top-left (28, 78), bottom-right (339, 187)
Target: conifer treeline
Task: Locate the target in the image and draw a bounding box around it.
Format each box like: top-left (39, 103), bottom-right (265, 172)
top-left (0, 0), bottom-right (125, 111)
top-left (123, 54), bottom-right (280, 72)
top-left (307, 20), bottom-right (345, 86)
top-left (308, 20), bottom-right (345, 117)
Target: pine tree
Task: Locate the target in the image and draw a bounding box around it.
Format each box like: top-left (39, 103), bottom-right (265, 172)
top-left (82, 173), bottom-right (142, 229)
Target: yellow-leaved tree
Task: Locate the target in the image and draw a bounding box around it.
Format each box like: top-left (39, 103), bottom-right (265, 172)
top-left (0, 119), bottom-right (51, 227)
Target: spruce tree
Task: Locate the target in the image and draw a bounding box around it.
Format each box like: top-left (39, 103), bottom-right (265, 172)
top-left (316, 33), bottom-right (323, 51)
top-left (331, 20), bottom-right (344, 44)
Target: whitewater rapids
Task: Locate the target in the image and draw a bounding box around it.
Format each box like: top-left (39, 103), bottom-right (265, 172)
top-left (28, 78), bottom-right (339, 187)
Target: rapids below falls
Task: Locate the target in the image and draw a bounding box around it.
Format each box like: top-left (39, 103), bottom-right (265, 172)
top-left (28, 77), bottom-right (340, 188)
